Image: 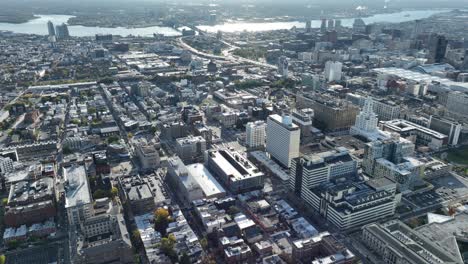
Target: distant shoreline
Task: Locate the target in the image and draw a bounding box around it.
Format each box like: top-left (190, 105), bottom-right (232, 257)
top-left (0, 8), bottom-right (451, 30)
top-left (0, 14), bottom-right (37, 24)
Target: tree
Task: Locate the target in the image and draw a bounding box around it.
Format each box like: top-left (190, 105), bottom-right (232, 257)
top-left (88, 107), bottom-right (97, 115)
top-left (200, 237), bottom-right (208, 249)
top-left (154, 208), bottom-right (171, 235)
top-left (0, 255), bottom-right (5, 264)
top-left (1, 198), bottom-right (8, 206)
top-left (7, 239), bottom-right (19, 249)
top-left (107, 136), bottom-right (120, 144)
top-left (131, 230), bottom-right (142, 249)
top-left (62, 146), bottom-right (73, 155)
top-left (93, 189), bottom-right (109, 199)
top-left (160, 234), bottom-right (176, 257)
top-left (110, 187), bottom-right (118, 199)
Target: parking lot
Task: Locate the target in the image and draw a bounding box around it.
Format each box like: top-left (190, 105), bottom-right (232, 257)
top-left (405, 173), bottom-right (468, 209)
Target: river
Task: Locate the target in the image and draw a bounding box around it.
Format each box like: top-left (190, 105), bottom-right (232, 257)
top-left (0, 10), bottom-right (449, 37)
top-left (197, 9), bottom-right (449, 33)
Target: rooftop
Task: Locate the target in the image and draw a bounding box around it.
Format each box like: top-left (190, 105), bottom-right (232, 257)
top-left (186, 163), bottom-right (226, 198)
top-left (64, 165), bottom-right (92, 208)
top-left (208, 149), bottom-right (264, 182)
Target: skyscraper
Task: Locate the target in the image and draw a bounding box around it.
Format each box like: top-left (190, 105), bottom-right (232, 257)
top-left (351, 97), bottom-right (379, 134)
top-left (266, 115), bottom-right (300, 168)
top-left (277, 56), bottom-right (289, 78)
top-left (305, 20), bottom-right (312, 33)
top-left (246, 121), bottom-right (266, 149)
top-left (47, 21), bottom-right (55, 36)
top-left (56, 23), bottom-right (70, 39)
top-left (335, 19), bottom-right (342, 30)
top-left (427, 34), bottom-right (448, 63)
top-left (352, 18), bottom-right (366, 33)
top-left (327, 19), bottom-right (334, 30)
top-left (320, 19), bottom-right (327, 33)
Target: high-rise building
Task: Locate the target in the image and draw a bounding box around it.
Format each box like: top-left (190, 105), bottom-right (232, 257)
top-left (352, 18), bottom-right (366, 33)
top-left (266, 114), bottom-right (300, 168)
top-left (47, 21), bottom-right (55, 36)
top-left (445, 91), bottom-right (468, 121)
top-left (324, 61), bottom-right (342, 82)
top-left (350, 97), bottom-right (379, 135)
top-left (327, 19), bottom-right (334, 30)
top-left (428, 116), bottom-right (462, 146)
top-left (411, 19), bottom-right (422, 39)
top-left (278, 56), bottom-right (289, 78)
top-left (427, 34), bottom-right (448, 63)
top-left (289, 147), bottom-right (357, 196)
top-left (246, 121), bottom-right (266, 149)
top-left (305, 20), bottom-right (312, 33)
top-left (320, 19), bottom-right (327, 33)
top-left (291, 108), bottom-right (314, 138)
top-left (55, 23), bottom-right (70, 39)
top-left (362, 136), bottom-right (425, 191)
top-left (334, 19), bottom-right (342, 30)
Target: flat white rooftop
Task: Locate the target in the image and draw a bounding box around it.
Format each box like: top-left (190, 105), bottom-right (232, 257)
top-left (187, 163), bottom-right (226, 198)
top-left (64, 165), bottom-right (92, 208)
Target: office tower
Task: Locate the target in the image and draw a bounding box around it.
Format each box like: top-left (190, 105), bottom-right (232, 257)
top-left (246, 121), bottom-right (266, 149)
top-left (327, 19), bottom-right (334, 30)
top-left (427, 34), bottom-right (448, 63)
top-left (428, 116), bottom-right (462, 146)
top-left (362, 137), bottom-right (423, 191)
top-left (289, 147), bottom-right (357, 196)
top-left (334, 19), bottom-right (342, 30)
top-left (305, 20), bottom-right (312, 33)
top-left (320, 19), bottom-right (327, 33)
top-left (411, 19), bottom-right (422, 39)
top-left (277, 56), bottom-right (289, 78)
top-left (352, 18), bottom-right (366, 33)
top-left (291, 108), bottom-right (314, 138)
top-left (324, 61), bottom-right (342, 82)
top-left (351, 97), bottom-right (378, 135)
top-left (445, 91), bottom-right (468, 121)
top-left (47, 21), bottom-right (55, 36)
top-left (296, 93), bottom-right (359, 133)
top-left (266, 115), bottom-right (300, 168)
top-left (55, 23), bottom-right (70, 39)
